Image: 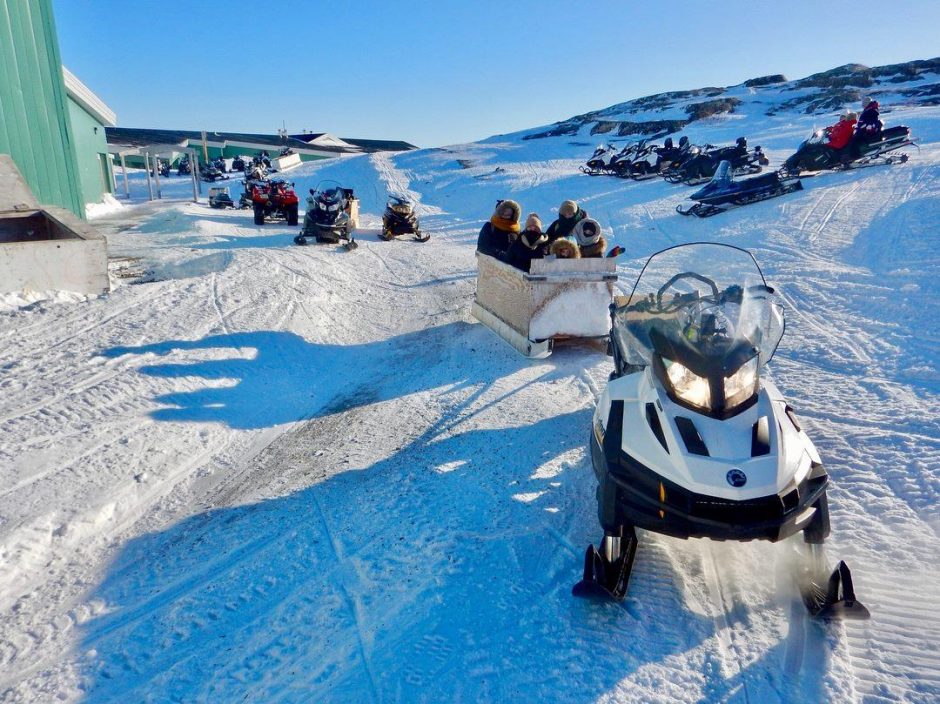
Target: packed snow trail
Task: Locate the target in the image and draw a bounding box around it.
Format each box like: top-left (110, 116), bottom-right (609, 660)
top-left (1, 105), bottom-right (939, 702)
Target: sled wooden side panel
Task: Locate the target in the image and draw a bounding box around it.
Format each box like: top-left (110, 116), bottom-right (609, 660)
top-left (348, 198), bottom-right (360, 230)
top-left (473, 253), bottom-right (534, 336)
top-left (472, 253), bottom-right (619, 356)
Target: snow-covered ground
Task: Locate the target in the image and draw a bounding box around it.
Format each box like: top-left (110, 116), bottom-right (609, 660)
top-left (1, 105), bottom-right (938, 703)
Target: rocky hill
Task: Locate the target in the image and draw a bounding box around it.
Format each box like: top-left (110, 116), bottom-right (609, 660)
top-left (523, 58), bottom-right (940, 141)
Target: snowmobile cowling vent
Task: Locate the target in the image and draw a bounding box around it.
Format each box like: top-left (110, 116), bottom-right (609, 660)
top-left (675, 417), bottom-right (709, 456)
top-left (751, 417), bottom-right (770, 456)
top-left (645, 403), bottom-right (669, 453)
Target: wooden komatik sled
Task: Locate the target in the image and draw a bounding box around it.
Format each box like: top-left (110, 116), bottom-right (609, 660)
top-left (471, 252), bottom-right (618, 358)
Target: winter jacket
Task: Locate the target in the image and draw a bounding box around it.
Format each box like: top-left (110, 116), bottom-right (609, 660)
top-left (545, 207), bottom-right (588, 243)
top-left (500, 231), bottom-right (548, 272)
top-left (856, 105), bottom-right (883, 136)
top-left (826, 118), bottom-right (856, 150)
top-left (477, 221), bottom-right (515, 258)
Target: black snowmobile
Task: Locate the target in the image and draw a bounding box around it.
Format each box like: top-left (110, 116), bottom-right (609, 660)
top-left (676, 160), bottom-right (803, 217)
top-left (177, 155), bottom-right (192, 176)
top-left (295, 180), bottom-right (358, 249)
top-left (782, 125), bottom-right (913, 175)
top-left (663, 138), bottom-right (768, 185)
top-left (655, 136), bottom-right (693, 172)
top-left (613, 140), bottom-right (662, 180)
top-left (199, 162), bottom-right (227, 182)
top-left (381, 195), bottom-right (429, 242)
top-left (574, 242), bottom-right (869, 621)
top-left (231, 155), bottom-right (247, 172)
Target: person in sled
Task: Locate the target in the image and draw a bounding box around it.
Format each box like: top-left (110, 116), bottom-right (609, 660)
top-left (500, 213), bottom-right (548, 272)
top-left (549, 239), bottom-right (580, 259)
top-left (545, 200), bottom-right (588, 244)
top-left (573, 218), bottom-right (606, 258)
top-left (477, 199), bottom-right (521, 258)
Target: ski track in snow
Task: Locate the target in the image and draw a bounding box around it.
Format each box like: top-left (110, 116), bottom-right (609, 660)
top-left (1, 106), bottom-right (939, 703)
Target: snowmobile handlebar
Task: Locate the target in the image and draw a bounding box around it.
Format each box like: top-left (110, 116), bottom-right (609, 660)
top-left (656, 272), bottom-right (720, 312)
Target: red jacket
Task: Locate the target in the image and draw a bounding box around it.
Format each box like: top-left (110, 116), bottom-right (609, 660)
top-left (827, 118), bottom-right (856, 149)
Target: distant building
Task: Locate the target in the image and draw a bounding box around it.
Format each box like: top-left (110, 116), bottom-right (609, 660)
top-left (290, 133), bottom-right (418, 153)
top-left (63, 68), bottom-right (117, 211)
top-left (0, 0), bottom-right (117, 218)
top-left (105, 128), bottom-right (418, 169)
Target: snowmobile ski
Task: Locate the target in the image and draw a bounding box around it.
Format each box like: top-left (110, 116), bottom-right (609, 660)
top-left (572, 527), bottom-right (638, 600)
top-left (797, 545), bottom-right (870, 620)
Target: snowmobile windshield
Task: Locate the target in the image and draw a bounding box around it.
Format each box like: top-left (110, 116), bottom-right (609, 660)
top-left (388, 197), bottom-right (412, 215)
top-left (612, 243), bottom-right (785, 416)
top-left (313, 180), bottom-right (345, 211)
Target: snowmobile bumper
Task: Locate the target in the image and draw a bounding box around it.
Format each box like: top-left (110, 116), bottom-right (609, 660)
top-left (590, 430), bottom-right (828, 542)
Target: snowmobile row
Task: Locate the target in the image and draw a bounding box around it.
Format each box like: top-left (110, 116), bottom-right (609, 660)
top-left (581, 137), bottom-right (768, 184)
top-left (573, 242), bottom-right (869, 621)
top-left (675, 122), bottom-right (914, 217)
top-left (662, 137), bottom-right (768, 185)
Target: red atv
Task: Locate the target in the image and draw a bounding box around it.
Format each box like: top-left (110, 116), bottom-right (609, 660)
top-left (251, 179), bottom-right (299, 226)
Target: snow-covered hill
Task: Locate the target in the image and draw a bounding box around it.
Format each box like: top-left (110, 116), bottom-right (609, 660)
top-left (1, 69), bottom-right (938, 702)
top-left (515, 58), bottom-right (939, 143)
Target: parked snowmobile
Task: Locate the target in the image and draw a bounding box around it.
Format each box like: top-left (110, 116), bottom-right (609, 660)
top-left (655, 136), bottom-right (693, 172)
top-left (213, 156), bottom-right (228, 173)
top-left (574, 243), bottom-right (869, 621)
top-left (781, 125), bottom-right (912, 175)
top-left (581, 144), bottom-right (619, 175)
top-left (381, 195), bottom-right (429, 242)
top-left (614, 139), bottom-right (662, 180)
top-left (295, 180), bottom-right (359, 249)
top-left (663, 138), bottom-right (768, 185)
top-left (208, 186), bottom-right (236, 209)
top-left (177, 155), bottom-right (192, 176)
top-left (200, 162), bottom-right (227, 182)
top-left (151, 158), bottom-right (171, 178)
top-left (677, 160), bottom-right (803, 217)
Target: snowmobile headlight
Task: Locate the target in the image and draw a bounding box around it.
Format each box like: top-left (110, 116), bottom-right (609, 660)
top-left (664, 358), bottom-right (710, 410)
top-left (328, 203), bottom-right (339, 211)
top-left (318, 201), bottom-right (327, 210)
top-left (724, 355), bottom-right (759, 411)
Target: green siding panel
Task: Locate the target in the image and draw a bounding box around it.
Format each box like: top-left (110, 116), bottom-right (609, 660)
top-left (0, 0), bottom-right (84, 217)
top-left (68, 98), bottom-right (111, 204)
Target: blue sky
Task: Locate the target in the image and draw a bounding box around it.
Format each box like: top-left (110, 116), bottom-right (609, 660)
top-left (53, 0), bottom-right (940, 147)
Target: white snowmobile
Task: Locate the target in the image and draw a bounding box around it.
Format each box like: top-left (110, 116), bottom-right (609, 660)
top-left (574, 243), bottom-right (869, 620)
top-left (580, 144), bottom-right (619, 175)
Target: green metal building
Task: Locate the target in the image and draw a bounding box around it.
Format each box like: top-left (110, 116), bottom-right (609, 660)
top-left (0, 0), bottom-right (115, 218)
